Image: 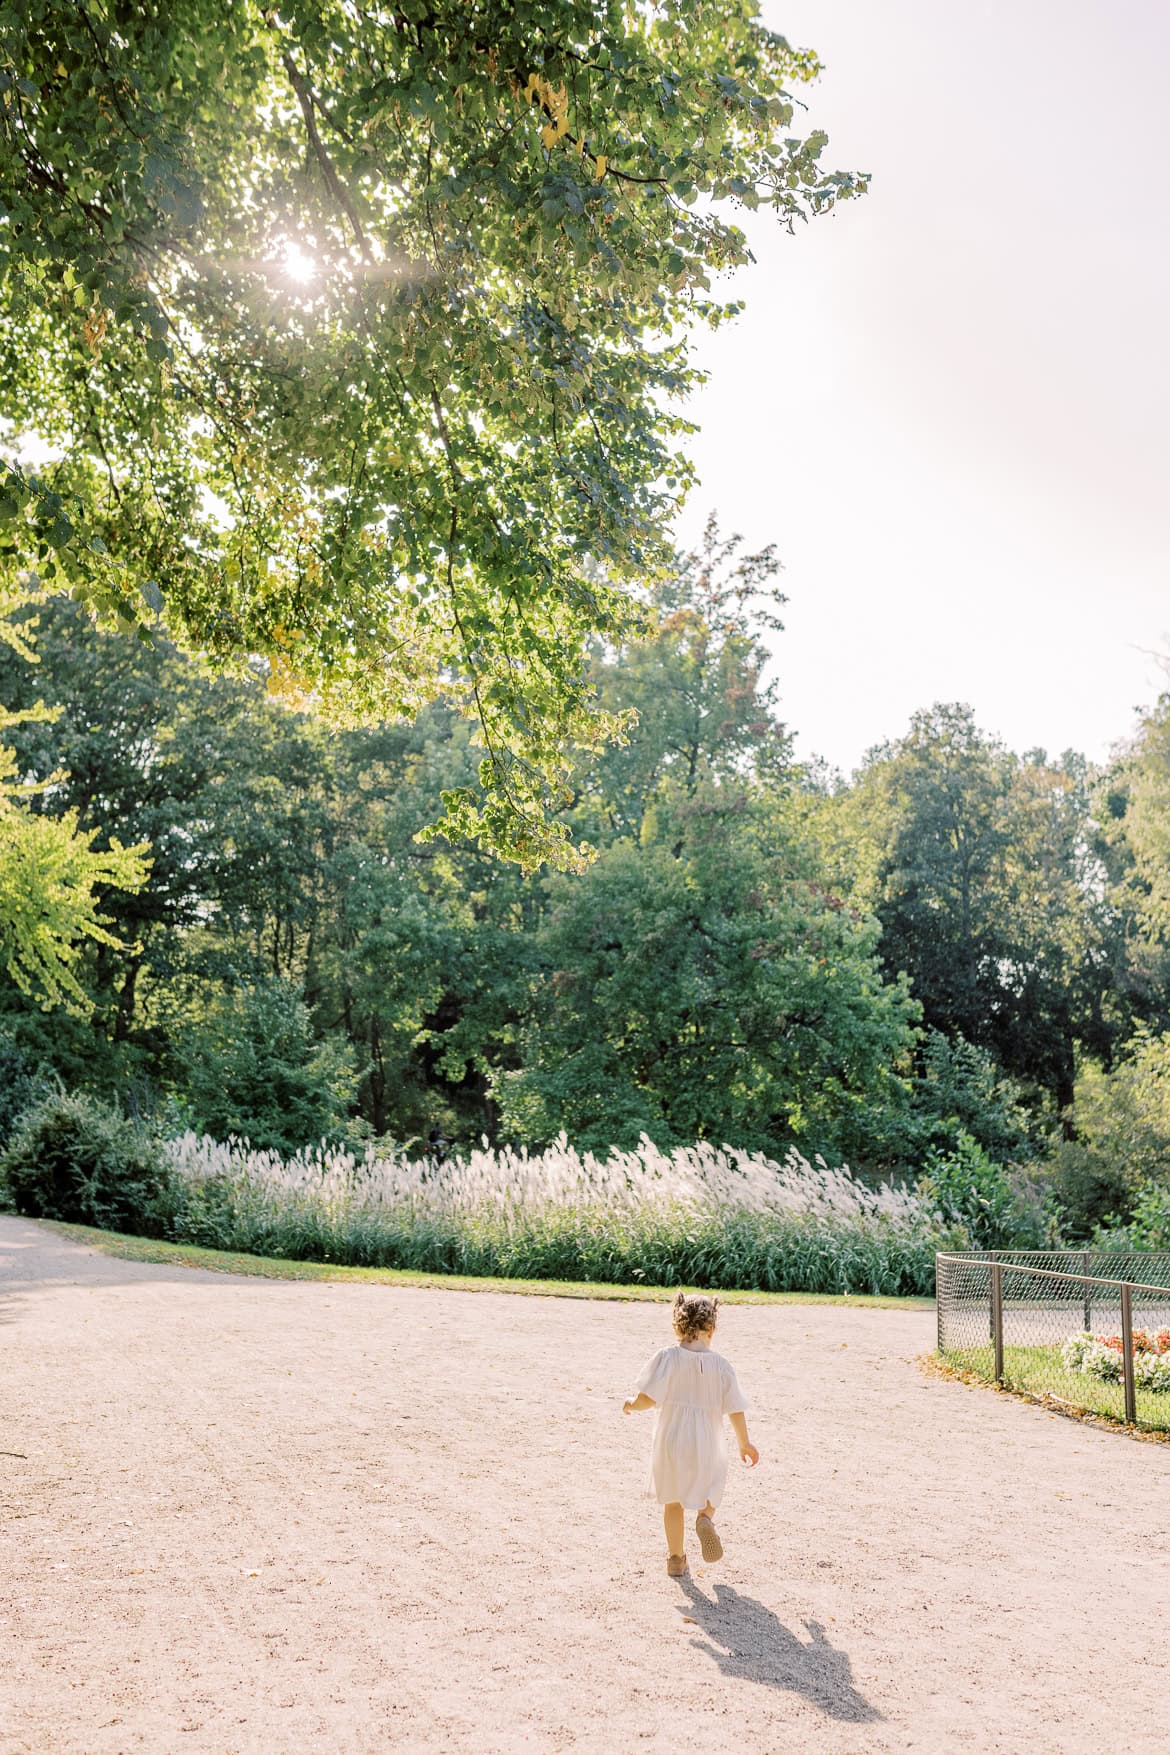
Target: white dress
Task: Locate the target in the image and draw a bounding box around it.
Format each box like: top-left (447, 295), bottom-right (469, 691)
top-left (634, 1343), bottom-right (748, 1511)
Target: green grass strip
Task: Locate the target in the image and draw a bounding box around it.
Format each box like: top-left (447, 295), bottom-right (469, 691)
top-left (38, 1220), bottom-right (932, 1308)
top-left (940, 1342), bottom-right (1170, 1434)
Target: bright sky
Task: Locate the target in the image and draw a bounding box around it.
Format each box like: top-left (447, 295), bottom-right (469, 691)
top-left (679, 0), bottom-right (1170, 776)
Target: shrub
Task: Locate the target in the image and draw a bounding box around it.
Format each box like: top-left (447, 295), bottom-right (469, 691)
top-left (165, 1131), bottom-right (964, 1295)
top-left (1048, 1033), bottom-right (1170, 1237)
top-left (176, 979), bottom-right (358, 1154)
top-left (1090, 1180), bottom-right (1170, 1251)
top-left (1047, 1138), bottom-right (1133, 1240)
top-left (1, 1093), bottom-right (173, 1236)
top-left (914, 1130), bottom-right (1049, 1250)
top-left (908, 1031), bottom-right (1038, 1164)
top-left (0, 1032), bottom-right (59, 1151)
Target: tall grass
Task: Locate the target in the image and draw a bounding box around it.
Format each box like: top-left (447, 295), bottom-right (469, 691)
top-left (165, 1133), bottom-right (961, 1295)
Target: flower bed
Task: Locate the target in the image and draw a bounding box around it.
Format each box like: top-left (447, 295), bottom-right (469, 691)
top-left (1060, 1329), bottom-right (1170, 1392)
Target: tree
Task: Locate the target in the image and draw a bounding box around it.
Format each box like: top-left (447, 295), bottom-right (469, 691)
top-left (0, 594), bottom-right (331, 1047)
top-left (0, 582), bottom-right (148, 1009)
top-left (845, 704), bottom-right (1015, 1048)
top-left (900, 1029), bottom-right (1036, 1167)
top-left (570, 512), bottom-right (791, 843)
top-left (0, 2), bottom-right (865, 865)
top-left (1096, 693), bottom-right (1170, 1032)
top-left (177, 978), bottom-right (356, 1152)
top-left (310, 845), bottom-right (457, 1141)
top-left (834, 704), bottom-right (1118, 1117)
top-left (0, 538), bottom-right (926, 1164)
top-left (993, 749), bottom-right (1117, 1114)
top-left (497, 826), bottom-right (917, 1158)
top-left (495, 531), bottom-right (917, 1156)
top-left (0, 595), bottom-right (522, 1141)
top-left (1046, 1030), bottom-right (1170, 1237)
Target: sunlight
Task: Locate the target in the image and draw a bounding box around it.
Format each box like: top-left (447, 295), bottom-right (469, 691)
top-left (280, 240), bottom-right (318, 285)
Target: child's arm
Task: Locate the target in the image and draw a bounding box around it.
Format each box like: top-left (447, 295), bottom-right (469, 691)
top-left (729, 1409), bottom-right (760, 1466)
top-left (622, 1392), bottom-right (655, 1415)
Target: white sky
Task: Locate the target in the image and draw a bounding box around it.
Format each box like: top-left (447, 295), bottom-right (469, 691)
top-left (679, 0), bottom-right (1170, 775)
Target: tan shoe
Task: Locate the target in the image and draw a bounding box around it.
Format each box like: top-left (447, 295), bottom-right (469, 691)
top-left (666, 1552), bottom-right (688, 1578)
top-left (696, 1513), bottom-right (723, 1563)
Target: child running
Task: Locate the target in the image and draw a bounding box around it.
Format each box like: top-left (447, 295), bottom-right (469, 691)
top-left (623, 1292), bottom-right (759, 1577)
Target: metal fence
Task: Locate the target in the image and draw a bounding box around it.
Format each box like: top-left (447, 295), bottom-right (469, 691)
top-left (936, 1251), bottom-right (1170, 1433)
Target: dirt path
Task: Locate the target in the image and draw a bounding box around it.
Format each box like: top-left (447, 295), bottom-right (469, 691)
top-left (2, 1215), bottom-right (1169, 1755)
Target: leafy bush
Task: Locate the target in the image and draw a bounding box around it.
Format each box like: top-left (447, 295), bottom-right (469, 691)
top-left (177, 979), bottom-right (358, 1154)
top-left (0, 1032), bottom-right (59, 1150)
top-left (914, 1130), bottom-right (1049, 1250)
top-left (907, 1031), bottom-right (1038, 1164)
top-left (1046, 1139), bottom-right (1132, 1240)
top-left (0, 1093), bottom-right (173, 1235)
top-left (166, 1131), bottom-right (964, 1295)
top-left (1125, 1182), bottom-right (1170, 1248)
top-left (1048, 1033), bottom-right (1170, 1236)
top-left (1090, 1180), bottom-right (1170, 1250)
top-left (837, 1031), bottom-right (1041, 1181)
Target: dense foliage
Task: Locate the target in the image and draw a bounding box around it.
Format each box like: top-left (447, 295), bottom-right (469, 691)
top-left (0, 579), bottom-right (148, 1003)
top-left (816, 704), bottom-right (1119, 1118)
top-left (2, 528), bottom-right (1170, 1250)
top-left (2, 1090), bottom-right (170, 1233)
top-left (0, 0), bottom-right (864, 864)
top-left (0, 528), bottom-right (935, 1168)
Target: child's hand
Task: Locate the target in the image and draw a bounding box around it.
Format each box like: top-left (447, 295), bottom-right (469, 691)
top-left (622, 1398), bottom-right (636, 1415)
top-left (739, 1441), bottom-right (760, 1467)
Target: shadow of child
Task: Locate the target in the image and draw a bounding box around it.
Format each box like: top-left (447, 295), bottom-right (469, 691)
top-left (676, 1576), bottom-right (881, 1723)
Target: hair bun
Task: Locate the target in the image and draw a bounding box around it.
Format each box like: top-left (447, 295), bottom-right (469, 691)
top-left (672, 1292), bottom-right (719, 1341)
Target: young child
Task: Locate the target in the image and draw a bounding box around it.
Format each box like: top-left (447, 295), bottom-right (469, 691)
top-left (623, 1291), bottom-right (759, 1577)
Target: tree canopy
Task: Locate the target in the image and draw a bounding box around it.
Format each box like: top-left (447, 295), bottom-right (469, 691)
top-left (8, 540), bottom-right (1170, 1238)
top-left (0, 532), bottom-right (928, 1162)
top-left (818, 704), bottom-right (1120, 1117)
top-left (0, 0), bottom-right (865, 864)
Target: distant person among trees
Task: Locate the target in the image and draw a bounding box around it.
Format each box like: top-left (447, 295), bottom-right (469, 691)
top-left (426, 1128), bottom-right (451, 1167)
top-left (623, 1294), bottom-right (759, 1578)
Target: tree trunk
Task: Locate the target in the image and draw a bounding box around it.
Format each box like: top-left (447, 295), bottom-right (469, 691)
top-left (369, 1014), bottom-right (387, 1137)
top-left (1056, 1060), bottom-right (1076, 1141)
top-left (112, 955), bottom-right (142, 1043)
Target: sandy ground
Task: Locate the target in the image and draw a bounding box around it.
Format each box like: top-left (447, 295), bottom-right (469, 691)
top-left (2, 1217), bottom-right (1170, 1755)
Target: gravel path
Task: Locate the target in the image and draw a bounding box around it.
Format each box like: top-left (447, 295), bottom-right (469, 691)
top-left (2, 1214), bottom-right (1169, 1755)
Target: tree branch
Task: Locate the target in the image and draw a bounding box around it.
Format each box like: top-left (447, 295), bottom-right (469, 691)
top-left (278, 47), bottom-right (374, 262)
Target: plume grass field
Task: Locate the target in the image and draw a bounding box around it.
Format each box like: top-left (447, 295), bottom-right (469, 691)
top-left (164, 1133), bottom-right (961, 1296)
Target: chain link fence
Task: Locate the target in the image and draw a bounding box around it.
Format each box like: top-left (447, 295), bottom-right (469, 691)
top-left (936, 1251), bottom-right (1170, 1433)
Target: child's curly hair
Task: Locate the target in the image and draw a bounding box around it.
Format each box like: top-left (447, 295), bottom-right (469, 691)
top-left (672, 1291), bottom-right (719, 1342)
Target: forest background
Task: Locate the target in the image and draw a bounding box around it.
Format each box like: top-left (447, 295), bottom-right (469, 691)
top-left (5, 515), bottom-right (1170, 1253)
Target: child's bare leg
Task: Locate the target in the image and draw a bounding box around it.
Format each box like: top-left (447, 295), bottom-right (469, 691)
top-left (663, 1502), bottom-right (685, 1557)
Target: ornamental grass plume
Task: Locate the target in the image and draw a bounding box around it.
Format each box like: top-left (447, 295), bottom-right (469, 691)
top-left (164, 1131), bottom-right (960, 1295)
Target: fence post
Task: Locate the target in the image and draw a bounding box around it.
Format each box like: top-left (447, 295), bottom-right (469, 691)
top-left (991, 1263), bottom-right (1005, 1385)
top-left (1120, 1282), bottom-right (1137, 1425)
top-left (1082, 1249), bottom-right (1091, 1333)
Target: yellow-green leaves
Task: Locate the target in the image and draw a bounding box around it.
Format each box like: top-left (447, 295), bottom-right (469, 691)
top-left (0, 756), bottom-right (150, 1010)
top-left (0, 0), bottom-right (865, 868)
